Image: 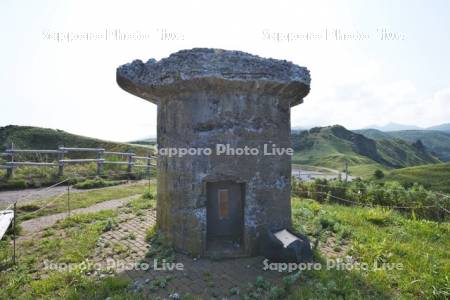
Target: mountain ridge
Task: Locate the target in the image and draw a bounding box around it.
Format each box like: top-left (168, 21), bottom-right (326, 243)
top-left (292, 125), bottom-right (441, 177)
top-left (355, 128), bottom-right (450, 162)
top-left (0, 125), bottom-right (151, 156)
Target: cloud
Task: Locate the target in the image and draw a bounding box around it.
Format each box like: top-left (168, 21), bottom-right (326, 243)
top-left (292, 79), bottom-right (449, 129)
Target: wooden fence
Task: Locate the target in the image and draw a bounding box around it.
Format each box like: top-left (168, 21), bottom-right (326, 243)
top-left (0, 144), bottom-right (156, 178)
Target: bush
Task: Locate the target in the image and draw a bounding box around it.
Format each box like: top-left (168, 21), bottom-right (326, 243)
top-left (373, 169), bottom-right (385, 179)
top-left (142, 188), bottom-right (155, 200)
top-left (293, 178), bottom-right (449, 222)
top-left (145, 224), bottom-right (157, 242)
top-left (365, 208), bottom-right (392, 225)
top-left (73, 178), bottom-right (124, 189)
top-left (0, 179), bottom-right (27, 190)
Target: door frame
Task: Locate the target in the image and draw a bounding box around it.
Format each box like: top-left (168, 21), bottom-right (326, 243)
top-left (205, 180), bottom-right (245, 246)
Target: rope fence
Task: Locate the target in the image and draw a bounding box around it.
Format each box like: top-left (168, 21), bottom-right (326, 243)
top-left (302, 181), bottom-right (450, 199)
top-left (295, 190), bottom-right (449, 214)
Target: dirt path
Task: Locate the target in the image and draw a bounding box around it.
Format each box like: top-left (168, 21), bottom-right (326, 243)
top-left (0, 180), bottom-right (148, 207)
top-left (20, 194), bottom-right (141, 235)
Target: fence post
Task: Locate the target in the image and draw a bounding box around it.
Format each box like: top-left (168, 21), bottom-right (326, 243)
top-left (127, 153), bottom-right (133, 178)
top-left (146, 151), bottom-right (151, 177)
top-left (97, 150), bottom-right (104, 176)
top-left (58, 145), bottom-right (64, 177)
top-left (6, 142), bottom-right (14, 179)
top-left (67, 184), bottom-right (70, 217)
top-left (13, 202), bottom-right (16, 265)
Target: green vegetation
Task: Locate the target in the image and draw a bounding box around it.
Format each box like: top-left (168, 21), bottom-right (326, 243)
top-left (0, 210), bottom-right (139, 299)
top-left (382, 162), bottom-right (450, 193)
top-left (73, 178), bottom-right (125, 189)
top-left (145, 224), bottom-right (157, 242)
top-left (145, 232), bottom-right (176, 264)
top-left (128, 137), bottom-right (157, 147)
top-left (292, 125), bottom-right (440, 178)
top-left (0, 125), bottom-right (156, 190)
top-left (373, 169), bottom-right (385, 179)
top-left (356, 128), bottom-right (450, 161)
top-left (17, 182), bottom-right (149, 221)
top-left (0, 125), bottom-right (151, 155)
top-left (127, 186), bottom-right (156, 212)
top-left (292, 178), bottom-right (449, 221)
top-left (0, 164), bottom-right (155, 191)
top-left (290, 198), bottom-right (450, 299)
top-left (1, 179), bottom-right (448, 299)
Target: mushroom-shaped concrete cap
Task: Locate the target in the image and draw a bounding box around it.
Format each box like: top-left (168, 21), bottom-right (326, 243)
top-left (117, 48), bottom-right (310, 106)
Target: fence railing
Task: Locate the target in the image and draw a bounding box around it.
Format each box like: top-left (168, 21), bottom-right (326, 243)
top-left (1, 144), bottom-right (156, 178)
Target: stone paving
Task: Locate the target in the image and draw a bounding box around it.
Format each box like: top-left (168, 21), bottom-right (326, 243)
top-left (93, 209), bottom-right (155, 271)
top-left (125, 254), bottom-right (286, 299)
top-left (16, 194), bottom-right (345, 299)
top-left (92, 207), bottom-right (287, 299)
top-left (20, 194), bottom-right (141, 235)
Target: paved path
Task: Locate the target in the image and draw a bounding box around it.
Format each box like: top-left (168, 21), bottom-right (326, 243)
top-left (0, 180), bottom-right (148, 206)
top-left (20, 194), bottom-right (141, 235)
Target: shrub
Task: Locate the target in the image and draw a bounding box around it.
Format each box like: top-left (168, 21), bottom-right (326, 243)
top-left (142, 188), bottom-right (155, 200)
top-left (0, 179), bottom-right (27, 190)
top-left (102, 218), bottom-right (118, 232)
top-left (373, 169), bottom-right (385, 179)
top-left (145, 224), bottom-right (157, 242)
top-left (293, 178), bottom-right (449, 222)
top-left (73, 178), bottom-right (124, 189)
top-left (366, 208), bottom-right (392, 225)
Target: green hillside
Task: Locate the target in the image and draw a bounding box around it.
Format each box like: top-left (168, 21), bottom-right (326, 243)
top-left (292, 125), bottom-right (440, 177)
top-left (382, 162), bottom-right (450, 193)
top-left (0, 125), bottom-right (151, 157)
top-left (355, 129), bottom-right (450, 161)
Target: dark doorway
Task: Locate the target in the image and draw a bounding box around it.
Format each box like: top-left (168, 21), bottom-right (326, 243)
top-left (206, 181), bottom-right (244, 254)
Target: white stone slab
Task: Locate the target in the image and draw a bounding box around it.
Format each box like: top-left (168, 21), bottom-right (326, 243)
top-left (0, 210), bottom-right (14, 240)
top-left (274, 229), bottom-right (298, 248)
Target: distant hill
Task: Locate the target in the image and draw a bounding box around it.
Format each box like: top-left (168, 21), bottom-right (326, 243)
top-left (427, 123), bottom-right (450, 132)
top-left (382, 162), bottom-right (450, 193)
top-left (292, 125), bottom-right (440, 177)
top-left (129, 137), bottom-right (157, 146)
top-left (365, 122), bottom-right (422, 132)
top-left (360, 122), bottom-right (450, 133)
top-left (0, 125), bottom-right (151, 157)
top-left (355, 129), bottom-right (450, 162)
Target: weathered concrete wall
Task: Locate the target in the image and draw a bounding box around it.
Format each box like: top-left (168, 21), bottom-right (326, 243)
top-left (157, 84), bottom-right (294, 255)
top-left (117, 48), bottom-right (310, 257)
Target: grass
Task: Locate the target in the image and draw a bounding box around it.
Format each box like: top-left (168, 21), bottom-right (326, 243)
top-left (292, 164), bottom-right (337, 174)
top-left (1, 181), bottom-right (448, 299)
top-left (291, 198), bottom-right (450, 299)
top-left (126, 185), bottom-right (156, 213)
top-left (0, 163), bottom-right (155, 191)
top-left (348, 163), bottom-right (390, 179)
top-left (382, 162), bottom-right (450, 193)
top-left (0, 125), bottom-right (151, 156)
top-left (17, 181), bottom-right (150, 221)
top-left (73, 178), bottom-right (126, 189)
top-left (0, 210), bottom-right (140, 299)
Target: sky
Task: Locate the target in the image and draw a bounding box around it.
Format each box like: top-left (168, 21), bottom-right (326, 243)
top-left (1, 0), bottom-right (449, 142)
